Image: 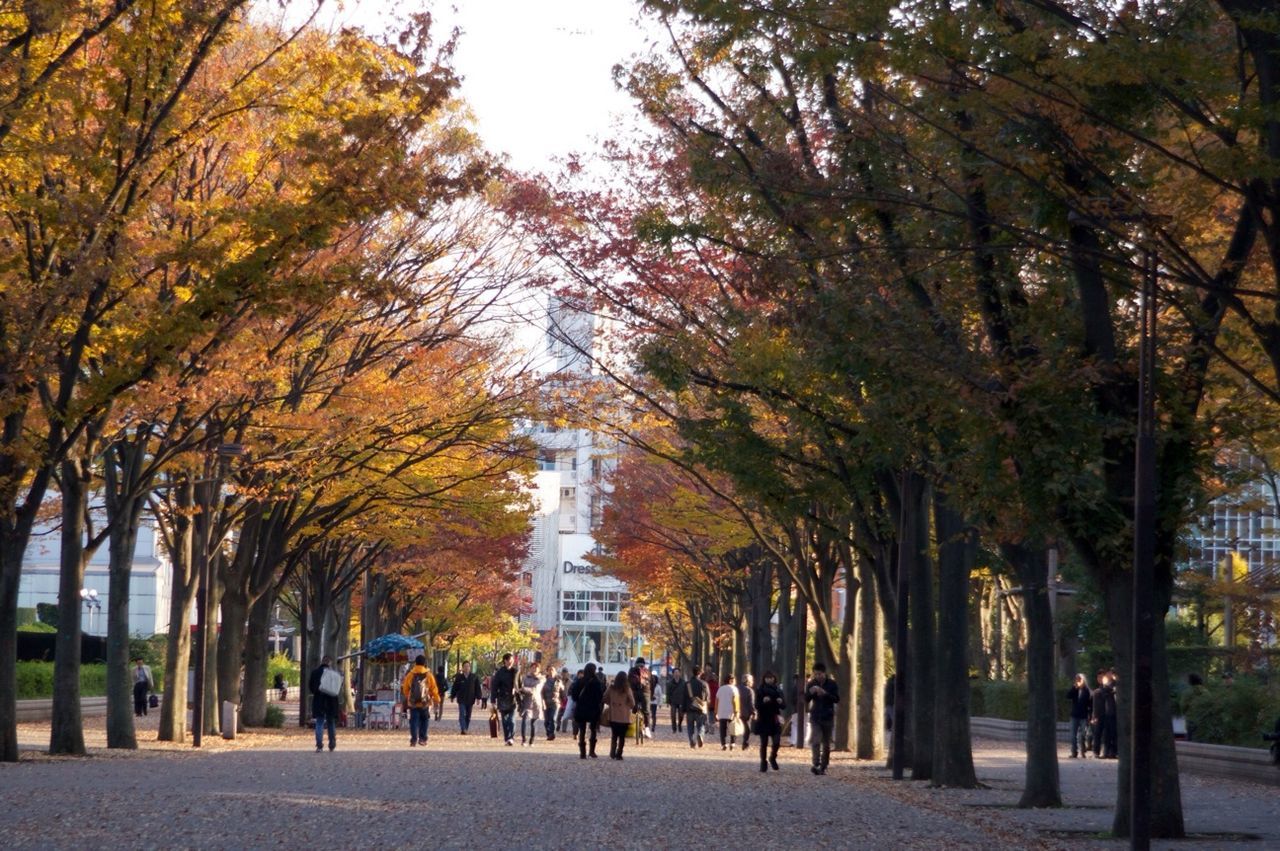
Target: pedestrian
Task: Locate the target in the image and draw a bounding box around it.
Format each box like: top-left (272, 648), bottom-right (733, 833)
top-left (132, 657), bottom-right (154, 717)
top-left (1090, 670), bottom-right (1116, 758)
top-left (570, 661), bottom-right (606, 759)
top-left (433, 666), bottom-right (448, 721)
top-left (650, 677), bottom-right (664, 734)
top-left (804, 663), bottom-right (839, 775)
top-left (738, 674), bottom-right (756, 751)
top-left (451, 660), bottom-right (482, 734)
top-left (519, 660), bottom-right (546, 746)
top-left (754, 671), bottom-right (785, 772)
top-left (716, 673), bottom-right (741, 751)
top-left (557, 668), bottom-right (572, 732)
top-left (541, 666), bottom-right (564, 741)
top-left (308, 655), bottom-right (340, 752)
top-left (273, 672), bottom-right (288, 701)
top-left (684, 666), bottom-right (710, 748)
top-left (706, 668), bottom-right (720, 712)
top-left (629, 657), bottom-right (653, 740)
top-left (604, 670), bottom-right (637, 760)
top-left (1102, 670), bottom-right (1119, 758)
top-left (480, 674), bottom-right (491, 709)
top-left (492, 653), bottom-right (519, 746)
top-left (1066, 673), bottom-right (1092, 758)
top-left (401, 654), bottom-right (439, 747)
top-left (667, 667), bottom-right (685, 732)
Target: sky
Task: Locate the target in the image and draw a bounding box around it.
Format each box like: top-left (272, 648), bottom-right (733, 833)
top-left (334, 0), bottom-right (660, 173)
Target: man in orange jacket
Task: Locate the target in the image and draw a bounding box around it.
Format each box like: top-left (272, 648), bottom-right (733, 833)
top-left (402, 654), bottom-right (440, 746)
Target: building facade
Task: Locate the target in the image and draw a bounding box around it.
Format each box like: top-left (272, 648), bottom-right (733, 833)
top-left (521, 298), bottom-right (637, 673)
top-left (18, 519), bottom-right (173, 637)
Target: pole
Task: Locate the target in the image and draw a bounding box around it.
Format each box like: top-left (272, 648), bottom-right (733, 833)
top-left (358, 567), bottom-right (369, 725)
top-left (795, 594), bottom-right (806, 750)
top-left (891, 471), bottom-right (911, 780)
top-left (1131, 249), bottom-right (1157, 850)
top-left (299, 577), bottom-right (308, 728)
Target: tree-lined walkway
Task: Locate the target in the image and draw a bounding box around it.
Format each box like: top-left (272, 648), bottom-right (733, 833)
top-left (4, 705), bottom-right (1277, 849)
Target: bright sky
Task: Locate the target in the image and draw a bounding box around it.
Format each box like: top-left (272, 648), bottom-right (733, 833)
top-left (334, 0), bottom-right (660, 173)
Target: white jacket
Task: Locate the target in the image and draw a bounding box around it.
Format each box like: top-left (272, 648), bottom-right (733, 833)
top-left (715, 683), bottom-right (739, 720)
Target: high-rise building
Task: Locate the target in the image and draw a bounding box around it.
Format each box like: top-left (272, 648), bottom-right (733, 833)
top-left (521, 297), bottom-right (636, 673)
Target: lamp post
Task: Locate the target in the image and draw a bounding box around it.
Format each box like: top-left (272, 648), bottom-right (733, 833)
top-left (191, 441), bottom-right (245, 748)
top-left (79, 588), bottom-right (100, 636)
top-left (1130, 249), bottom-right (1157, 851)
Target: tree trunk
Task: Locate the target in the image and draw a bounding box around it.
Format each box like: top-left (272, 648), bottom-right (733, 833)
top-left (904, 472), bottom-right (934, 780)
top-left (1006, 543), bottom-right (1062, 808)
top-left (104, 492), bottom-right (143, 749)
top-left (241, 592), bottom-right (274, 727)
top-left (50, 457), bottom-right (90, 756)
top-left (0, 531), bottom-right (29, 762)
top-left (856, 551), bottom-right (884, 759)
top-left (1103, 571), bottom-right (1184, 837)
top-left (158, 480), bottom-right (196, 743)
top-left (217, 585), bottom-right (248, 731)
top-left (203, 569), bottom-right (223, 735)
top-left (931, 493), bottom-right (977, 787)
top-left (834, 564), bottom-right (858, 752)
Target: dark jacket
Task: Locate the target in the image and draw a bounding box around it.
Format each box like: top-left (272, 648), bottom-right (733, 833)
top-left (754, 682), bottom-right (786, 732)
top-left (666, 674), bottom-right (684, 705)
top-left (1066, 684), bottom-right (1092, 720)
top-left (541, 674), bottom-right (564, 712)
top-left (452, 672), bottom-right (481, 706)
top-left (309, 664), bottom-right (340, 719)
top-left (805, 676), bottom-right (839, 724)
top-left (1092, 684), bottom-right (1116, 720)
top-left (683, 677), bottom-right (709, 714)
top-left (737, 684), bottom-right (755, 720)
top-left (492, 665), bottom-right (517, 711)
top-left (570, 676), bottom-right (606, 723)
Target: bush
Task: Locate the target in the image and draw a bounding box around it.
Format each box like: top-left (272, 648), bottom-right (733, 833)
top-left (18, 621), bottom-right (56, 633)
top-left (16, 607), bottom-right (36, 627)
top-left (262, 703), bottom-right (285, 728)
top-left (16, 662), bottom-right (108, 699)
top-left (266, 653), bottom-right (300, 688)
top-left (1182, 680), bottom-right (1280, 747)
top-left (971, 679), bottom-right (1072, 722)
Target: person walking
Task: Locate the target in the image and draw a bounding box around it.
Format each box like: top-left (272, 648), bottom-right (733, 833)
top-left (519, 661), bottom-right (546, 746)
top-left (492, 653), bottom-right (519, 746)
top-left (804, 663), bottom-right (839, 775)
top-left (433, 666), bottom-right (448, 721)
top-left (684, 666), bottom-right (710, 748)
top-left (541, 667), bottom-right (564, 741)
top-left (480, 674), bottom-right (491, 710)
top-left (402, 654), bottom-right (440, 747)
top-left (667, 668), bottom-right (685, 732)
top-left (716, 673), bottom-right (741, 751)
top-left (557, 668), bottom-right (572, 732)
top-left (738, 674), bottom-right (756, 751)
top-left (308, 655), bottom-right (340, 752)
top-left (604, 671), bottom-right (637, 760)
top-left (132, 657), bottom-right (154, 717)
top-left (451, 660), bottom-right (482, 734)
top-left (754, 671), bottom-right (786, 772)
top-left (650, 677), bottom-right (664, 734)
top-left (1066, 673), bottom-right (1093, 758)
top-left (629, 657), bottom-right (653, 740)
top-left (570, 662), bottom-right (606, 759)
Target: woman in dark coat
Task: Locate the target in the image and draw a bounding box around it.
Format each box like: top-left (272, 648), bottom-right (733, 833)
top-left (308, 655), bottom-right (340, 752)
top-left (570, 662), bottom-right (606, 759)
top-left (753, 670), bottom-right (786, 773)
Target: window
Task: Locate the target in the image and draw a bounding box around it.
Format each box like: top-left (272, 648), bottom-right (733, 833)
top-left (560, 590), bottom-right (630, 623)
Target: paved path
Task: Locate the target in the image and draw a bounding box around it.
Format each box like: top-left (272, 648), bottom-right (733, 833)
top-left (2, 705), bottom-right (1277, 849)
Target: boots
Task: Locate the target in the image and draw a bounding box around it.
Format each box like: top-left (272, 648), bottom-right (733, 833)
top-left (760, 758), bottom-right (768, 773)
top-left (579, 741), bottom-right (587, 759)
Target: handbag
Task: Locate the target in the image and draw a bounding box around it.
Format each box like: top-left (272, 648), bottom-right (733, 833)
top-left (489, 707), bottom-right (499, 738)
top-left (318, 667), bottom-right (343, 697)
top-left (732, 717), bottom-right (744, 737)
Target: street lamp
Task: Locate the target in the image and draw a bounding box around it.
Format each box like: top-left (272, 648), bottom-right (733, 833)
top-left (79, 588), bottom-right (100, 635)
top-left (191, 441), bottom-right (246, 748)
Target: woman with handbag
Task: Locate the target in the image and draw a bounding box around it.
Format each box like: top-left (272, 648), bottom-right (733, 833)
top-left (715, 673), bottom-right (741, 751)
top-left (519, 661), bottom-right (546, 746)
top-left (603, 671), bottom-right (637, 760)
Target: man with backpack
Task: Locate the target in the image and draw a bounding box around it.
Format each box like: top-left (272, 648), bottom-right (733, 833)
top-left (401, 654), bottom-right (440, 747)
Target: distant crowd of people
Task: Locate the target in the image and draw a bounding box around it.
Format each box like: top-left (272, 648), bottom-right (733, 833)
top-left (307, 653), bottom-right (842, 773)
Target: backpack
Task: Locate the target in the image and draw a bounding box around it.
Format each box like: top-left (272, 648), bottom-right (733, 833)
top-left (410, 672), bottom-right (430, 706)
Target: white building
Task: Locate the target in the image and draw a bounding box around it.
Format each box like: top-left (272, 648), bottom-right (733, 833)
top-left (521, 297), bottom-right (637, 673)
top-left (18, 520), bottom-right (173, 638)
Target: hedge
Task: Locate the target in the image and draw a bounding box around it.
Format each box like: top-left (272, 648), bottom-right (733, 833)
top-left (17, 662), bottom-right (108, 700)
